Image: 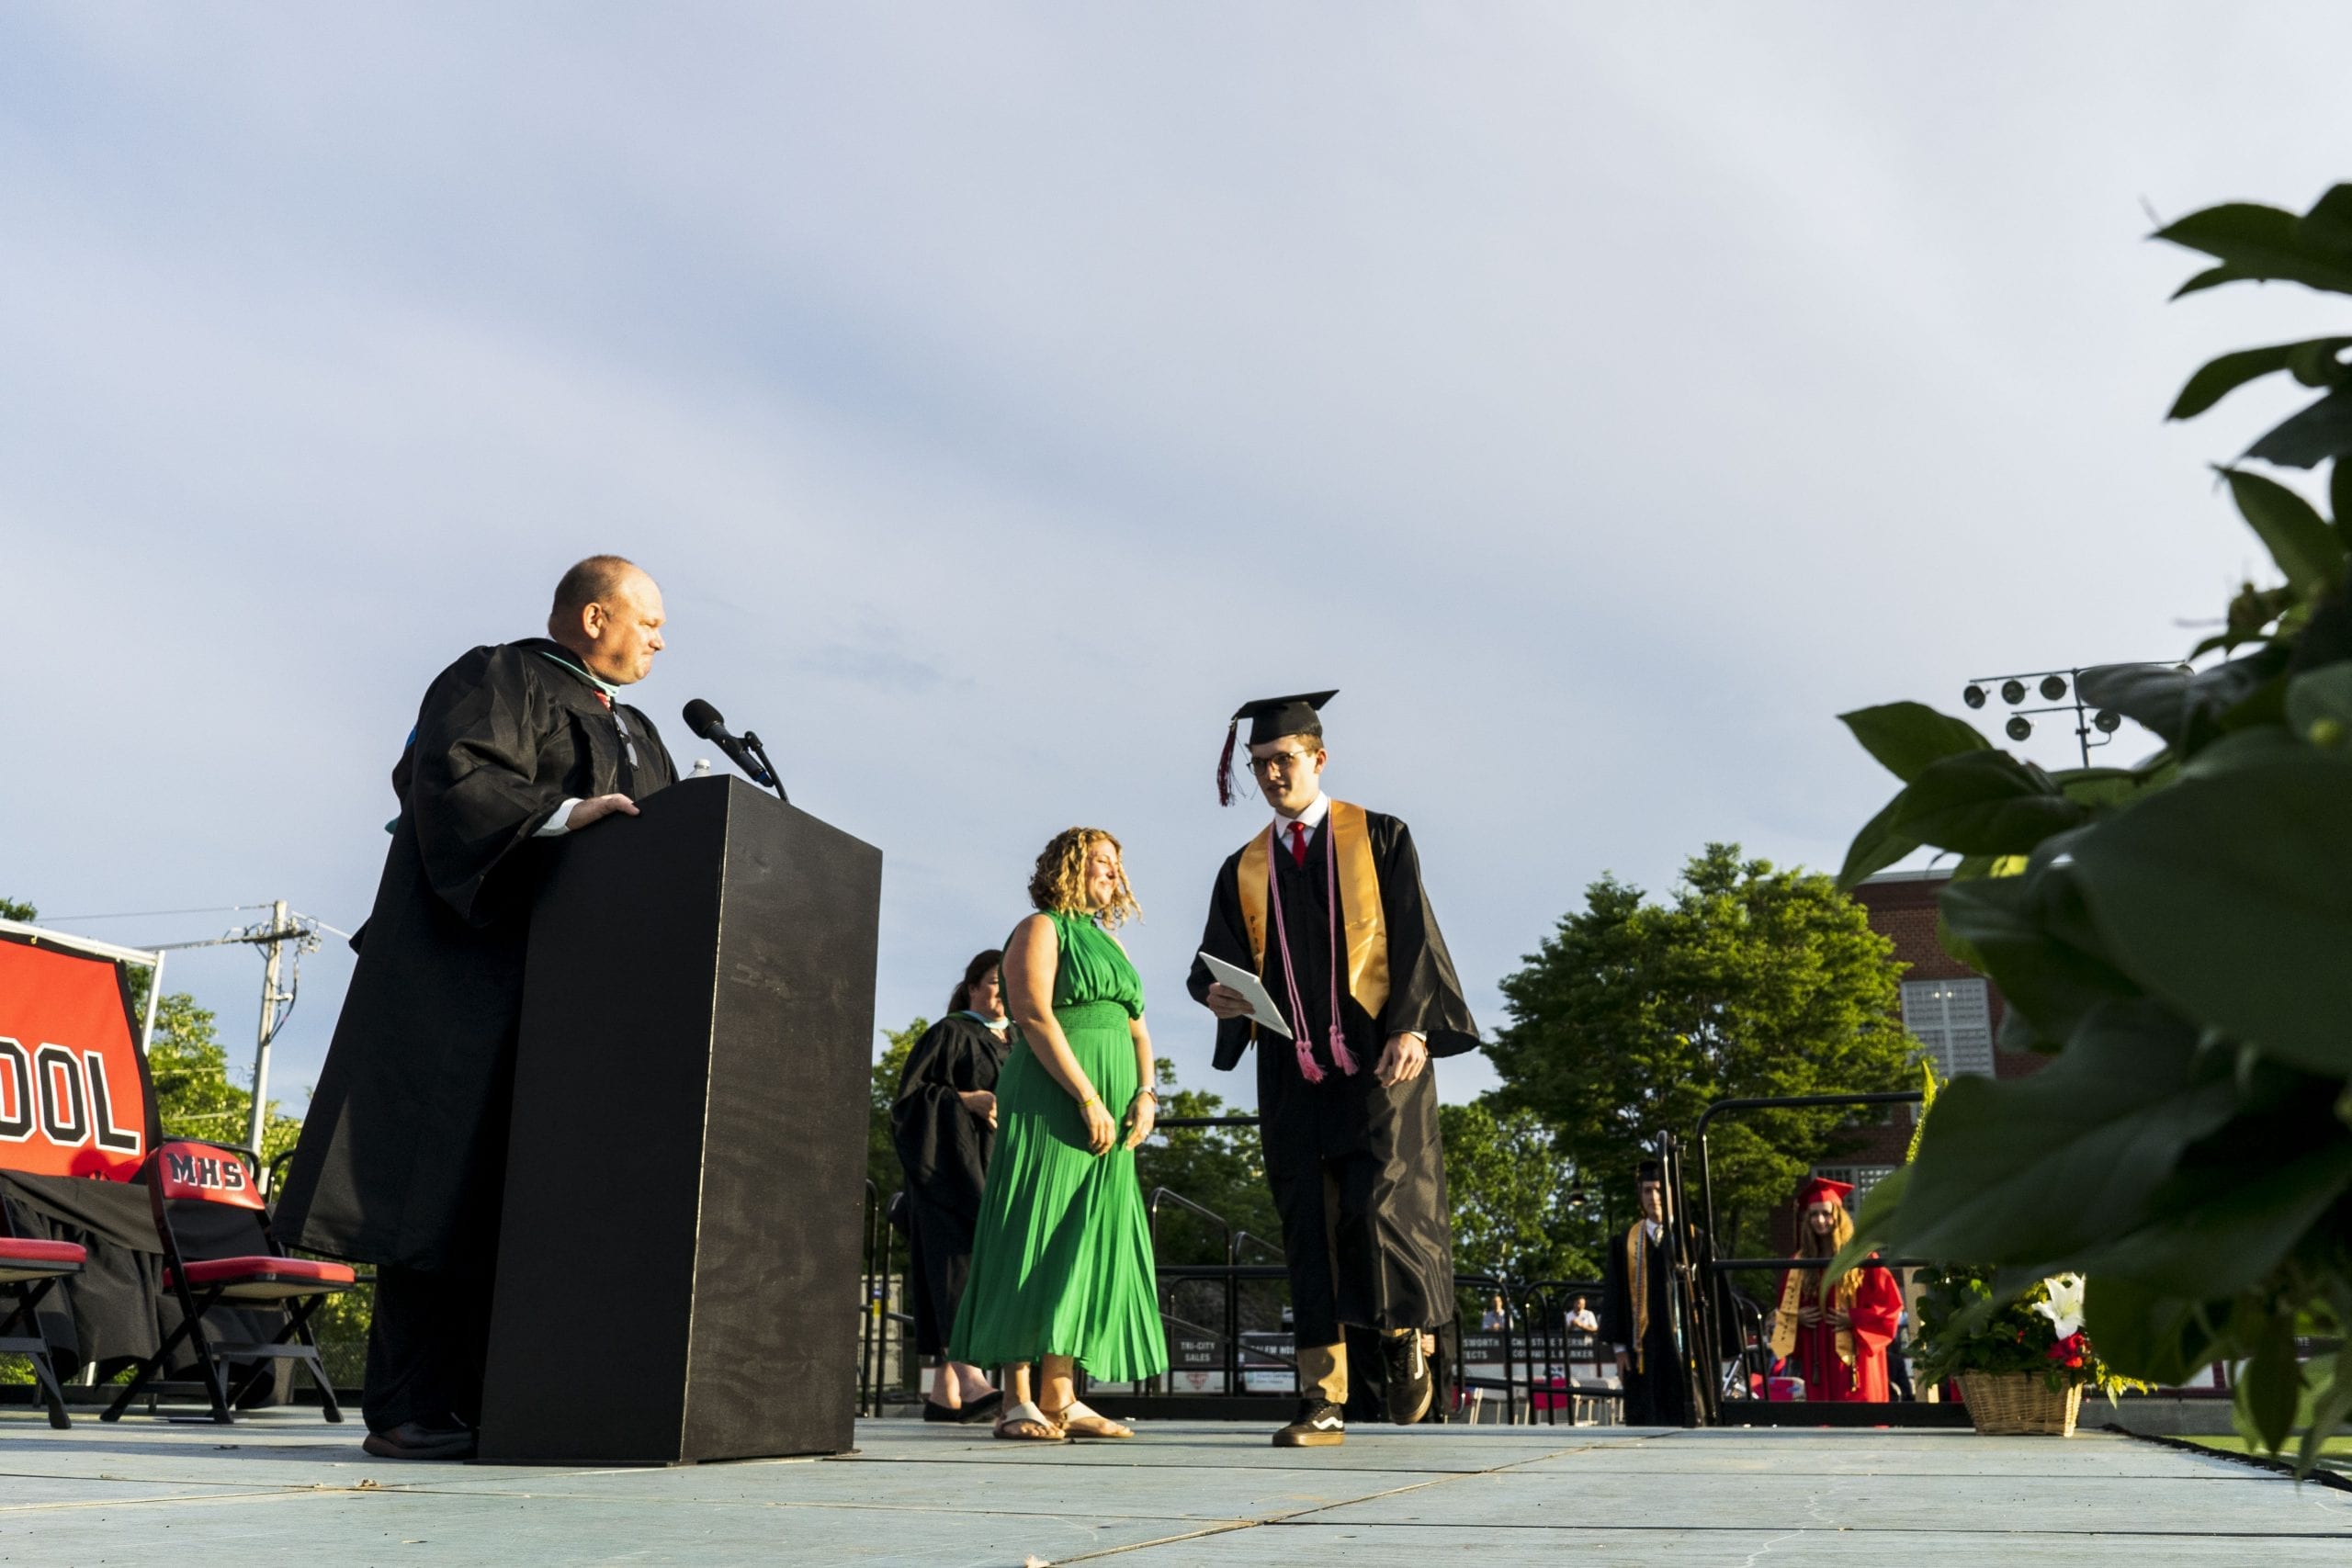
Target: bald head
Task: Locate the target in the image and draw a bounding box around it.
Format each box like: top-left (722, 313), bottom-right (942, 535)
top-left (548, 555), bottom-right (666, 684)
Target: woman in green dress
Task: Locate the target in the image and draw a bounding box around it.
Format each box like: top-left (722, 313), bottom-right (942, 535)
top-left (950, 827), bottom-right (1169, 1440)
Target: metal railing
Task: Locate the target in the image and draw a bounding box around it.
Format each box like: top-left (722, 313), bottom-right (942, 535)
top-left (859, 1104), bottom-right (1628, 1424)
top-left (1685, 1094), bottom-right (1931, 1418)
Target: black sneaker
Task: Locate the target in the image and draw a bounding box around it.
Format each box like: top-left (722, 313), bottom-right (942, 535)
top-left (1381, 1332), bottom-right (1434, 1426)
top-left (1272, 1399), bottom-right (1346, 1447)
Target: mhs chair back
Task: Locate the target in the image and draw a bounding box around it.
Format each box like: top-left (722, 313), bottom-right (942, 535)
top-left (103, 1140), bottom-right (355, 1425)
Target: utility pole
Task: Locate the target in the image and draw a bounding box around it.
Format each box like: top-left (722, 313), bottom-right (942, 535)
top-left (249, 899), bottom-right (293, 1169)
top-left (146, 902), bottom-right (335, 1193)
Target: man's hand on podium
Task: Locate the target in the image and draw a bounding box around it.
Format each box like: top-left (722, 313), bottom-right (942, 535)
top-left (568, 794), bottom-right (639, 830)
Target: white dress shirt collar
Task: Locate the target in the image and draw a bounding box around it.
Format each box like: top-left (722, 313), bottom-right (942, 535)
top-left (1272, 792), bottom-right (1330, 837)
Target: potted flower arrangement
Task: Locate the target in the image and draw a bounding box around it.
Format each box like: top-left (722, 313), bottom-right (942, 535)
top-left (1911, 1268), bottom-right (2144, 1436)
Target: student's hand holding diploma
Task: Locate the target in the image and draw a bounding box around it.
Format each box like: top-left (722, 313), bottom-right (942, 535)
top-left (1203, 982), bottom-right (1254, 1020)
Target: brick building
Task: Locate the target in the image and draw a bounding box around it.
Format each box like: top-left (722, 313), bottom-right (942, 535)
top-left (1793, 868), bottom-right (2042, 1208)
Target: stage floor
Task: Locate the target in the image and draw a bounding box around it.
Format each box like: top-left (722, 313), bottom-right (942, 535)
top-left (3, 1410), bottom-right (2346, 1565)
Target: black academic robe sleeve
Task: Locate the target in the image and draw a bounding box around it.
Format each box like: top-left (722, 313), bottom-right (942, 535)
top-left (1186, 849), bottom-right (1260, 1073)
top-left (1367, 814), bottom-right (1480, 1056)
top-left (402, 644), bottom-right (578, 926)
top-left (889, 1018), bottom-right (998, 1219)
top-left (1600, 1226), bottom-right (1634, 1348)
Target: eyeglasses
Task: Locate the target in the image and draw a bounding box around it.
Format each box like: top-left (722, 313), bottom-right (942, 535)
top-left (1248, 749), bottom-right (1319, 775)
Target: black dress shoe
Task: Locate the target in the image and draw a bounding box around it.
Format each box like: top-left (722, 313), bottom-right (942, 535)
top-left (1272, 1399), bottom-right (1346, 1448)
top-left (956, 1390), bottom-right (1003, 1424)
top-left (362, 1420), bottom-right (478, 1461)
top-left (1381, 1332), bottom-right (1434, 1426)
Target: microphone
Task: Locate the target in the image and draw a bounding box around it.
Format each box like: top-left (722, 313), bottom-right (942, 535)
top-left (682, 699), bottom-right (787, 802)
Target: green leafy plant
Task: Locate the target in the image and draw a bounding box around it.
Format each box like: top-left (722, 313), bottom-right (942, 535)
top-left (1911, 1269), bottom-right (2143, 1400)
top-left (1831, 184), bottom-right (2352, 1476)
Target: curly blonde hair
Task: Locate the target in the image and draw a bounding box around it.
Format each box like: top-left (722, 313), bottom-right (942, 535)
top-left (1027, 827), bottom-right (1142, 928)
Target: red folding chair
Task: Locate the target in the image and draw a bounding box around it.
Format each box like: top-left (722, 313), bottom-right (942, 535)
top-left (102, 1141), bottom-right (356, 1425)
top-left (0, 1201), bottom-right (86, 1429)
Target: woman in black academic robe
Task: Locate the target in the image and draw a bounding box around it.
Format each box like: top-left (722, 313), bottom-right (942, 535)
top-left (890, 950), bottom-right (1012, 1422)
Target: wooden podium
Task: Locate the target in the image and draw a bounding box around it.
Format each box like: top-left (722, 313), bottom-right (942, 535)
top-left (478, 776), bottom-right (881, 1464)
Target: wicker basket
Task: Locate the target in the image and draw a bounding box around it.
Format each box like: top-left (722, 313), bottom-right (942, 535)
top-left (1958, 1371), bottom-right (2083, 1436)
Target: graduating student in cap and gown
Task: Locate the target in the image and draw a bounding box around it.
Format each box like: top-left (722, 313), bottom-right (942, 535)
top-left (1769, 1176), bottom-right (1903, 1403)
top-left (1186, 692), bottom-right (1480, 1449)
top-left (1601, 1159), bottom-right (1749, 1425)
top-left (1601, 1161), bottom-right (1690, 1426)
top-left (275, 555), bottom-right (678, 1461)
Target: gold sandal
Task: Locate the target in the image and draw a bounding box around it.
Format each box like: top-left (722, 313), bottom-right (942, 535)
top-left (992, 1399), bottom-right (1069, 1442)
top-left (1041, 1398), bottom-right (1132, 1439)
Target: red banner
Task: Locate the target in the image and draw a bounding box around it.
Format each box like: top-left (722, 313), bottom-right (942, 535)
top-left (0, 932), bottom-right (155, 1179)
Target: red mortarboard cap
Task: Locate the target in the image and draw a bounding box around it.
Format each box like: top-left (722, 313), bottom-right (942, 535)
top-left (1797, 1175), bottom-right (1854, 1209)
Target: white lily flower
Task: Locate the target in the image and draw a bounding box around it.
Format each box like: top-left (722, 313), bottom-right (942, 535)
top-left (2033, 1273), bottom-right (2087, 1339)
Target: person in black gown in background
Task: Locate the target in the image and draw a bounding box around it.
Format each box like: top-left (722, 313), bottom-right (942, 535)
top-left (276, 556), bottom-right (677, 1461)
top-left (890, 951), bottom-right (1012, 1425)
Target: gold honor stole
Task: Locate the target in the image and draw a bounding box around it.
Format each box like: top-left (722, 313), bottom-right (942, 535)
top-left (1235, 799), bottom-right (1390, 1036)
top-left (1626, 1221), bottom-right (1651, 1373)
top-left (1770, 1264), bottom-right (1858, 1367)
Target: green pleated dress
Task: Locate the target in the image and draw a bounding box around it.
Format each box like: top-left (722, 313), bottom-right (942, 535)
top-left (947, 910), bottom-right (1169, 1382)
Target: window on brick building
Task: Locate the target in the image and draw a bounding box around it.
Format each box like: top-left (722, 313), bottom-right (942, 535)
top-left (1812, 1165), bottom-right (1898, 1201)
top-left (1901, 977), bottom-right (1993, 1077)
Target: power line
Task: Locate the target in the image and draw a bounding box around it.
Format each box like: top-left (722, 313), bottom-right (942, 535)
top-left (39, 907), bottom-right (272, 921)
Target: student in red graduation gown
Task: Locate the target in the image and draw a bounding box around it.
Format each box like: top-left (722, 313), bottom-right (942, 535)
top-left (1768, 1177), bottom-right (1904, 1403)
top-left (1186, 691), bottom-right (1480, 1449)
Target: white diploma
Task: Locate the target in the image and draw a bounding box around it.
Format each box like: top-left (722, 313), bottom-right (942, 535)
top-left (1197, 952), bottom-right (1293, 1039)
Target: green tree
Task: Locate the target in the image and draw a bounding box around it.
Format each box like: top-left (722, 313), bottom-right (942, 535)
top-left (1440, 1100), bottom-right (1600, 1286)
top-left (1135, 1063), bottom-right (1283, 1335)
top-left (1135, 1062), bottom-right (1279, 1263)
top-left (1487, 843), bottom-right (1917, 1260)
top-left (0, 895), bottom-right (35, 922)
top-left (1833, 183), bottom-right (2352, 1471)
top-left (868, 1017), bottom-right (927, 1202)
top-left (140, 988), bottom-right (301, 1168)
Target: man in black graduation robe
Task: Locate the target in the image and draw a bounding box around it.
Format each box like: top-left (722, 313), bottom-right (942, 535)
top-left (1601, 1163), bottom-right (1689, 1426)
top-left (276, 555), bottom-right (677, 1460)
top-left (1601, 1160), bottom-right (1747, 1427)
top-left (1186, 692), bottom-right (1480, 1448)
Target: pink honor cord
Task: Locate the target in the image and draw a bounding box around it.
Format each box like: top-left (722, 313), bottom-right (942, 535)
top-left (1322, 836), bottom-right (1359, 1075)
top-left (1265, 824), bottom-right (1359, 1081)
top-left (1266, 829), bottom-right (1325, 1083)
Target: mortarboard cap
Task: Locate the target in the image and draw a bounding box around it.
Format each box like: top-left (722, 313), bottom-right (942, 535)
top-left (1217, 690), bottom-right (1338, 807)
top-left (1635, 1159), bottom-right (1663, 1185)
top-left (1797, 1175), bottom-right (1855, 1210)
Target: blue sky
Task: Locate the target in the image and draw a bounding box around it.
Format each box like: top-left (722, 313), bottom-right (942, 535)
top-left (6, 4), bottom-right (2346, 1114)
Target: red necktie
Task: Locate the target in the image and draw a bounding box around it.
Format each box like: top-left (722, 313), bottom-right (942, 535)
top-left (1287, 820), bottom-right (1309, 867)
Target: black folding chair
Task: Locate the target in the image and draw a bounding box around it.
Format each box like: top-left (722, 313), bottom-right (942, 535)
top-left (0, 1201), bottom-right (86, 1429)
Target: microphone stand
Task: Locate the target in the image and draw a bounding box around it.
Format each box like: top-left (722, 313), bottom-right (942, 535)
top-left (741, 731), bottom-right (789, 806)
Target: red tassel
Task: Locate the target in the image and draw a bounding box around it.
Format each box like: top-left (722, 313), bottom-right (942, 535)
top-left (1216, 719), bottom-right (1239, 807)
top-left (1295, 1038), bottom-right (1326, 1084)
